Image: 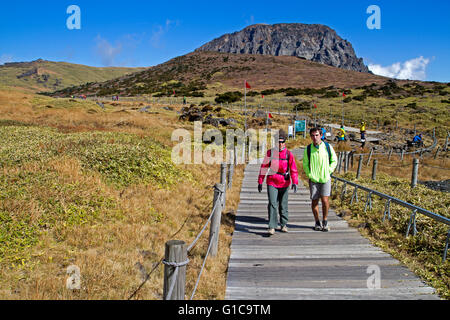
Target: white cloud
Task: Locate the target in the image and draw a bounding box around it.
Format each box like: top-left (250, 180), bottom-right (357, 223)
top-left (368, 56), bottom-right (430, 80)
top-left (95, 36), bottom-right (123, 66)
top-left (0, 54), bottom-right (14, 65)
top-left (151, 19), bottom-right (179, 48)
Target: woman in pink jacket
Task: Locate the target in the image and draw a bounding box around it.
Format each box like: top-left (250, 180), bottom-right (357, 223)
top-left (258, 130), bottom-right (299, 236)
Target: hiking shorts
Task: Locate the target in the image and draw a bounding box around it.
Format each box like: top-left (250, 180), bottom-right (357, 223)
top-left (309, 179), bottom-right (331, 200)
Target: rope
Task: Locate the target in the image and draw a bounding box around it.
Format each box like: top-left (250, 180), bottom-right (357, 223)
top-left (190, 231), bottom-right (215, 300)
top-left (162, 259), bottom-right (190, 268)
top-left (187, 188), bottom-right (223, 252)
top-left (162, 258), bottom-right (190, 300)
top-left (376, 162), bottom-right (412, 168)
top-left (421, 164), bottom-right (450, 171)
top-left (127, 257), bottom-right (164, 300)
top-left (165, 265), bottom-right (179, 300)
top-left (127, 187), bottom-right (216, 300)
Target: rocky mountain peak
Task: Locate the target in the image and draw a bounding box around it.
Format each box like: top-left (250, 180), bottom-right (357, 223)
top-left (196, 23), bottom-right (369, 73)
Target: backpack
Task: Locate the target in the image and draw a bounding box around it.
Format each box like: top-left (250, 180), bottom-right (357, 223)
top-left (307, 142), bottom-right (332, 171)
top-left (268, 148), bottom-right (291, 174)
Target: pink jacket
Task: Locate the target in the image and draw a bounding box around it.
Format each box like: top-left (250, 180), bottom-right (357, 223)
top-left (258, 148), bottom-right (299, 188)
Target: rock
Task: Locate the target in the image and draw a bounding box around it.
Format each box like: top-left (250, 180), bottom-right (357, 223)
top-left (196, 23), bottom-right (369, 73)
top-left (139, 106), bottom-right (151, 113)
top-left (179, 107), bottom-right (205, 122)
top-left (252, 110), bottom-right (267, 118)
top-left (419, 179), bottom-right (450, 193)
top-left (202, 105), bottom-right (214, 112)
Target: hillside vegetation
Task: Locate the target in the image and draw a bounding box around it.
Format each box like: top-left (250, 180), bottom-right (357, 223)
top-left (0, 87), bottom-right (245, 299)
top-left (47, 51), bottom-right (391, 98)
top-left (0, 53), bottom-right (448, 299)
top-left (0, 59), bottom-right (146, 93)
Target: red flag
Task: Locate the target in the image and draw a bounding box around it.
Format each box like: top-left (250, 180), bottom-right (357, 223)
top-left (173, 90), bottom-right (176, 96)
top-left (262, 94), bottom-right (264, 99)
top-left (314, 104), bottom-right (317, 109)
top-left (245, 81), bottom-right (251, 89)
top-left (342, 93), bottom-right (346, 97)
top-left (268, 113), bottom-right (273, 119)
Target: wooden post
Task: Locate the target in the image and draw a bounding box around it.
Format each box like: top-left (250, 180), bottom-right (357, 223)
top-left (444, 134), bottom-right (449, 152)
top-left (434, 146), bottom-right (441, 160)
top-left (357, 155), bottom-right (363, 179)
top-left (411, 158), bottom-right (419, 188)
top-left (366, 148), bottom-right (374, 166)
top-left (350, 151), bottom-right (354, 169)
top-left (344, 152), bottom-right (349, 173)
top-left (337, 152), bottom-right (342, 173)
top-left (388, 149), bottom-right (393, 160)
top-left (209, 183), bottom-right (224, 257)
top-left (163, 240), bottom-right (187, 300)
top-left (372, 159), bottom-right (378, 181)
top-left (228, 163), bottom-right (234, 190)
top-left (401, 149), bottom-right (405, 161)
top-left (221, 163), bottom-right (227, 207)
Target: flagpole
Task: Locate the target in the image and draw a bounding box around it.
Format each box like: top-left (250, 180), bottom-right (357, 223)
top-left (244, 80), bottom-right (247, 131)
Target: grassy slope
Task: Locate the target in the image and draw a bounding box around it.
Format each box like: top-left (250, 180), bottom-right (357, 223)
top-left (47, 51), bottom-right (392, 97)
top-left (0, 73), bottom-right (449, 299)
top-left (0, 87), bottom-right (245, 299)
top-left (0, 60), bottom-right (147, 93)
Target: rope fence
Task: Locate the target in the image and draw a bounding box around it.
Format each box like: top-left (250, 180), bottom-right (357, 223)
top-left (331, 175), bottom-right (450, 262)
top-left (128, 161), bottom-right (236, 300)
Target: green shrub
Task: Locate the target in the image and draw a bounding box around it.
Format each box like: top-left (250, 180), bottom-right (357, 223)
top-left (215, 91), bottom-right (243, 104)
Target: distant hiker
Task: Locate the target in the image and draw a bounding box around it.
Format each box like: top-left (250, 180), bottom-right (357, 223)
top-left (360, 121), bottom-right (366, 135)
top-left (413, 133), bottom-right (423, 147)
top-left (321, 127), bottom-right (327, 141)
top-left (183, 96), bottom-right (187, 105)
top-left (338, 125), bottom-right (346, 142)
top-left (360, 121), bottom-right (367, 148)
top-left (303, 127), bottom-right (337, 232)
top-left (258, 130), bottom-right (299, 236)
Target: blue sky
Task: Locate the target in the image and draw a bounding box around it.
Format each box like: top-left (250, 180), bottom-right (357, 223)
top-left (1, 0), bottom-right (449, 82)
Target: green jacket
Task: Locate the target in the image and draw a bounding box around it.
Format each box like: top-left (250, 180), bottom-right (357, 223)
top-left (303, 142), bottom-right (337, 183)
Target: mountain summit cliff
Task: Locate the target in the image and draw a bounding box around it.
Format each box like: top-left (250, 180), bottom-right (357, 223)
top-left (196, 23), bottom-right (369, 73)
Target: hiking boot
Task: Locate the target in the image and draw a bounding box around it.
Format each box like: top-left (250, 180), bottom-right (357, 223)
top-left (268, 228), bottom-right (275, 236)
top-left (314, 221), bottom-right (322, 231)
top-left (281, 225), bottom-right (288, 233)
top-left (322, 221), bottom-right (330, 232)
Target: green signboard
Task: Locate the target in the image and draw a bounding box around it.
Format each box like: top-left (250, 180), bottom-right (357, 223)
top-left (294, 120), bottom-right (306, 133)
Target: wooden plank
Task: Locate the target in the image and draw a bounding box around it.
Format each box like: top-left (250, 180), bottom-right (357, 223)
top-left (225, 157), bottom-right (439, 300)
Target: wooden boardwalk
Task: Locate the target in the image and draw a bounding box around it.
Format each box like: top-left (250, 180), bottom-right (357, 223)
top-left (225, 149), bottom-right (439, 300)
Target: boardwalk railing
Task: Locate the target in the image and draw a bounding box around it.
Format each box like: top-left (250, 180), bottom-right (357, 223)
top-left (128, 162), bottom-right (235, 300)
top-left (331, 175), bottom-right (450, 261)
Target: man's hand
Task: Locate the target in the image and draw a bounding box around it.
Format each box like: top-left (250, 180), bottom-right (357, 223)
top-left (291, 184), bottom-right (298, 193)
top-left (258, 184), bottom-right (263, 193)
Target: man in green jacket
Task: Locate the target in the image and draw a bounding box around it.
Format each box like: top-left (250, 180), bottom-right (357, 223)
top-left (303, 127), bottom-right (337, 231)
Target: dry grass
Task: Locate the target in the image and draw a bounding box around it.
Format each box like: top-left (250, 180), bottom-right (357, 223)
top-left (347, 153), bottom-right (449, 183)
top-left (0, 87), bottom-right (246, 300)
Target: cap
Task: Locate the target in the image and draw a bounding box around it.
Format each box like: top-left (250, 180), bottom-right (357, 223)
top-left (278, 129), bottom-right (288, 142)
